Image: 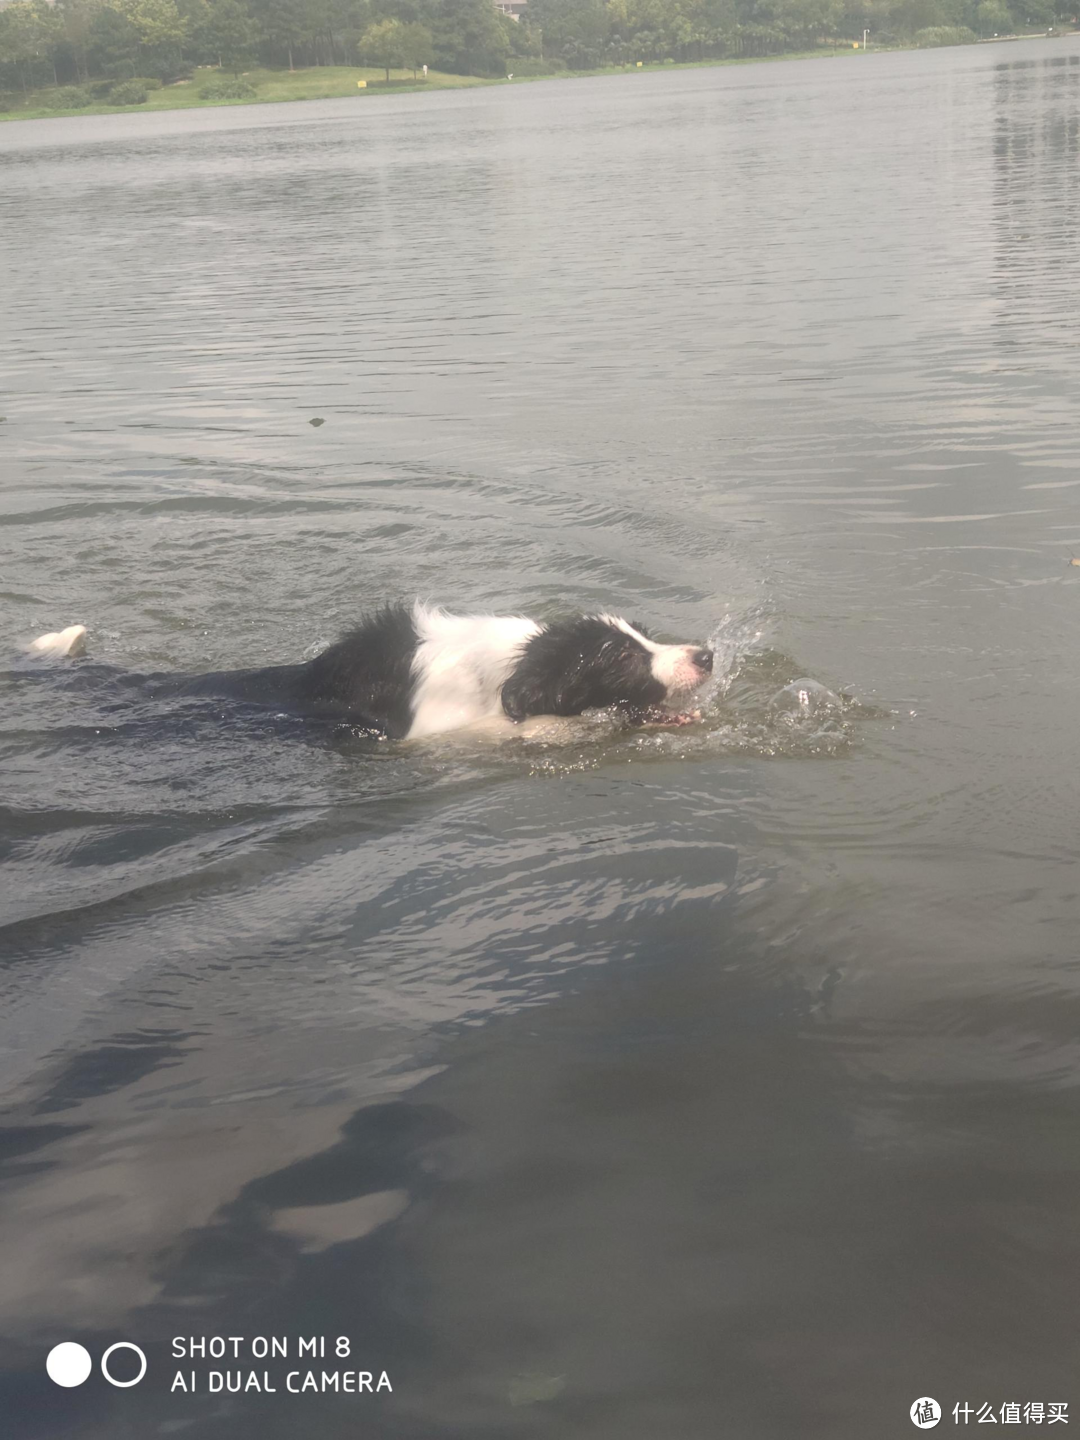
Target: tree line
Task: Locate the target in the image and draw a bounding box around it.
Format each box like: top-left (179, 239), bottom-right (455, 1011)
top-left (0, 0), bottom-right (1073, 104)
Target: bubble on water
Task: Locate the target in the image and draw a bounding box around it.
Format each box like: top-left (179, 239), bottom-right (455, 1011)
top-left (769, 678), bottom-right (843, 716)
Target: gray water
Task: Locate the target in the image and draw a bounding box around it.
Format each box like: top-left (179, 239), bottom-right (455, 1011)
top-left (2, 38), bottom-right (1080, 1438)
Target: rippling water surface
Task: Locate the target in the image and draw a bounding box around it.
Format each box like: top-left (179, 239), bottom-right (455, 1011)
top-left (2, 40), bottom-right (1080, 1437)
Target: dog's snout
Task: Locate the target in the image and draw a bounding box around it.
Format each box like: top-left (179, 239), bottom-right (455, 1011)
top-left (692, 648), bottom-right (713, 673)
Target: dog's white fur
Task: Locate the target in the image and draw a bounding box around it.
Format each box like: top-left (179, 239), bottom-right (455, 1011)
top-left (408, 606), bottom-right (542, 739)
top-left (602, 614), bottom-right (708, 693)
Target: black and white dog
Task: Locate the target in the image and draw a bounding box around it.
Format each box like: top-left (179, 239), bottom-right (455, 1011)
top-left (28, 602), bottom-right (713, 740)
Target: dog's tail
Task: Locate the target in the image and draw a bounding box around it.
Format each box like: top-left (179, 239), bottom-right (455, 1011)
top-left (28, 624), bottom-right (88, 658)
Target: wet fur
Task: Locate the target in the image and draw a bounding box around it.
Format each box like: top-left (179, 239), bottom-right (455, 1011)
top-left (27, 602), bottom-right (712, 741)
top-left (501, 616), bottom-right (667, 721)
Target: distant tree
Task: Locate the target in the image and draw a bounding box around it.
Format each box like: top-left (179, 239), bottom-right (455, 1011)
top-left (112, 0), bottom-right (187, 50)
top-left (358, 16), bottom-right (406, 76)
top-left (303, 0), bottom-right (359, 63)
top-left (0, 6), bottom-right (36, 96)
top-left (975, 0), bottom-right (1012, 27)
top-left (890, 0), bottom-right (952, 34)
top-left (55, 0), bottom-right (94, 82)
top-left (531, 0), bottom-right (608, 63)
top-left (175, 0), bottom-right (211, 46)
top-left (30, 0), bottom-right (63, 82)
top-left (87, 1), bottom-right (142, 74)
top-left (396, 19), bottom-right (432, 74)
top-left (783, 0), bottom-right (843, 42)
top-left (0, 1), bottom-right (59, 93)
top-left (427, 0), bottom-right (510, 75)
top-left (511, 18), bottom-right (544, 56)
top-left (249, 0), bottom-right (304, 67)
top-left (196, 0), bottom-right (257, 71)
top-left (327, 0), bottom-right (369, 63)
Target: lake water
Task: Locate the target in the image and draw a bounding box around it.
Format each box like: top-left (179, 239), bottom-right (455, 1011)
top-left (2, 37), bottom-right (1080, 1437)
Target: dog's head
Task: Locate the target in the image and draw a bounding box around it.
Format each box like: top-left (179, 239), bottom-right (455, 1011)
top-left (501, 615), bottom-right (712, 722)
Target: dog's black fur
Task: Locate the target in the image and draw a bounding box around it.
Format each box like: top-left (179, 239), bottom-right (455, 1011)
top-left (500, 616), bottom-right (667, 721)
top-left (177, 604), bottom-right (420, 735)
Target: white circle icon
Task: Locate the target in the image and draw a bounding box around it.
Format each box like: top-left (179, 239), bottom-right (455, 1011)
top-left (101, 1342), bottom-right (147, 1388)
top-left (46, 1342), bottom-right (93, 1388)
top-left (911, 1398), bottom-right (942, 1428)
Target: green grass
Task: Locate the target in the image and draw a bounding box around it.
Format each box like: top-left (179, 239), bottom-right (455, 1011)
top-left (0, 65), bottom-right (488, 122)
top-left (243, 64), bottom-right (487, 102)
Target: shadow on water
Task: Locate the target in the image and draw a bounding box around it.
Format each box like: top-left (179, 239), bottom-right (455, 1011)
top-left (0, 797), bottom-right (751, 1437)
top-left (31, 1031), bottom-right (194, 1116)
top-left (6, 878), bottom-right (1079, 1439)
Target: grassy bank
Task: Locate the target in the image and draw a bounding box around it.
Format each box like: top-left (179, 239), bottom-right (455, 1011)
top-left (0, 33), bottom-right (1071, 124)
top-left (0, 64), bottom-right (488, 122)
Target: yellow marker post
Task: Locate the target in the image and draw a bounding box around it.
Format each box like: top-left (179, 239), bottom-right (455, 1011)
top-left (636, 60), bottom-right (643, 67)
top-left (357, 79), bottom-right (367, 88)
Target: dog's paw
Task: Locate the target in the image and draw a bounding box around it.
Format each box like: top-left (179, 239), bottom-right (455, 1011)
top-left (631, 705), bottom-right (701, 728)
top-left (653, 708), bottom-right (701, 727)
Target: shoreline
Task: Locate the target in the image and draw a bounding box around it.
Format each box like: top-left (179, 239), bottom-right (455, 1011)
top-left (0, 31), bottom-right (1071, 126)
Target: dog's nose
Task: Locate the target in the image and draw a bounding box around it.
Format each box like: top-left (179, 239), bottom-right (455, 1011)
top-left (692, 648), bottom-right (713, 673)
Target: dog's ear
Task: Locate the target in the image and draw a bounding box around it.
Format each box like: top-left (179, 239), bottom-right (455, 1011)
top-left (501, 622), bottom-right (592, 720)
top-left (502, 617), bottom-right (628, 721)
top-left (501, 664), bottom-right (563, 721)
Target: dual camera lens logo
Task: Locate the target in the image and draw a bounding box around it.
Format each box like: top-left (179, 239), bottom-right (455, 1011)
top-left (46, 1341), bottom-right (147, 1389)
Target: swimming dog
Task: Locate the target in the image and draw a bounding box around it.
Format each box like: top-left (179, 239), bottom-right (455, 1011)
top-left (28, 603), bottom-right (714, 740)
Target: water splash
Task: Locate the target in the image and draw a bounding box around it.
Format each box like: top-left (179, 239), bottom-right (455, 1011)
top-left (769, 679), bottom-right (844, 716)
top-left (509, 608), bottom-right (879, 771)
top-left (705, 607), bottom-right (771, 701)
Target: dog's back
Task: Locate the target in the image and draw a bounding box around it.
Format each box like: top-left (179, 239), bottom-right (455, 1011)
top-left (180, 604), bottom-right (423, 736)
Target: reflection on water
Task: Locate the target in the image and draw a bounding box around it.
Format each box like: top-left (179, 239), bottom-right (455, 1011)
top-left (2, 36), bottom-right (1080, 1440)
